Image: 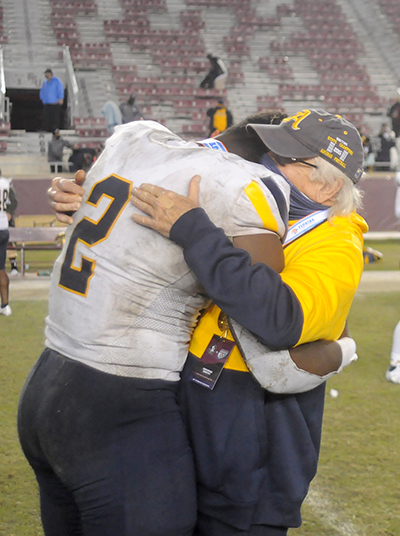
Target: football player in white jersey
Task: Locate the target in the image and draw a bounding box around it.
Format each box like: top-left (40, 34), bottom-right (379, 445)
top-left (0, 170), bottom-right (13, 316)
top-left (18, 113), bottom-right (295, 536)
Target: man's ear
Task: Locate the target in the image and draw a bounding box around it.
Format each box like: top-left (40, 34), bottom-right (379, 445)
top-left (315, 179), bottom-right (343, 205)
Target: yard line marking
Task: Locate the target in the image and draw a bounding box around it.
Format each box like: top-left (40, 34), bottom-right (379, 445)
top-left (304, 487), bottom-right (366, 536)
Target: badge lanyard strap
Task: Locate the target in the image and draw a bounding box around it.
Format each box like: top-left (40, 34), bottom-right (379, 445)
top-left (284, 209), bottom-right (329, 247)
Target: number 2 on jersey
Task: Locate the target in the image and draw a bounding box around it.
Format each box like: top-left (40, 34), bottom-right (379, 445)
top-left (59, 174), bottom-right (131, 296)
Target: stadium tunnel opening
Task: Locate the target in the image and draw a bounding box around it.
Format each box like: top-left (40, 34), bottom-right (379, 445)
top-left (6, 87), bottom-right (68, 132)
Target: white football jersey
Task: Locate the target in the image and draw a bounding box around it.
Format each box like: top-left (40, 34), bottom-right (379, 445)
top-left (0, 176), bottom-right (12, 230)
top-left (45, 121), bottom-right (289, 380)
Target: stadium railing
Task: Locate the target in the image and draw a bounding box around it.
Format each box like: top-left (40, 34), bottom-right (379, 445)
top-left (8, 227), bottom-right (67, 276)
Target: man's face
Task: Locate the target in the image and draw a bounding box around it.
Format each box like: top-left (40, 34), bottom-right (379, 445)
top-left (45, 72), bottom-right (52, 81)
top-left (283, 161), bottom-right (343, 206)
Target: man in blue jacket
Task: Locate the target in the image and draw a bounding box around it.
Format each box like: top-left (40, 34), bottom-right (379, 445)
top-left (40, 68), bottom-right (64, 132)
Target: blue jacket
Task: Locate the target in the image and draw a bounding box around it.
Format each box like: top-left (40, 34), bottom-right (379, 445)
top-left (40, 76), bottom-right (64, 104)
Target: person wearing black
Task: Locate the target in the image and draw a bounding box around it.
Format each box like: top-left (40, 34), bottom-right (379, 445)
top-left (200, 54), bottom-right (227, 89)
top-left (120, 94), bottom-right (143, 123)
top-left (48, 130), bottom-right (76, 173)
top-left (375, 123), bottom-right (396, 171)
top-left (387, 97), bottom-right (400, 137)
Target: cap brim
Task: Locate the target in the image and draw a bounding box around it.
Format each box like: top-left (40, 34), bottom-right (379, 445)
top-left (247, 123), bottom-right (317, 159)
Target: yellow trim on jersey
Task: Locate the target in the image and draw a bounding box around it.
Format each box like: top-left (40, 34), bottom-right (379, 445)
top-left (245, 181), bottom-right (279, 233)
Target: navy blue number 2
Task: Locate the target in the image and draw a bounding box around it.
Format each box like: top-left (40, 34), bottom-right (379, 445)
top-left (59, 174), bottom-right (131, 296)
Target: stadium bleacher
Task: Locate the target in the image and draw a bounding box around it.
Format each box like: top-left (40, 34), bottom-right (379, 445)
top-left (1, 0), bottom-right (400, 146)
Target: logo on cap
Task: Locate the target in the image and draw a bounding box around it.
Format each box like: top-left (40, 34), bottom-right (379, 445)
top-left (282, 110), bottom-right (363, 183)
top-left (282, 109), bottom-right (312, 129)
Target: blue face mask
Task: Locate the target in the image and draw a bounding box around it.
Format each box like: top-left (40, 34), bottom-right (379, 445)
top-left (259, 153), bottom-right (326, 220)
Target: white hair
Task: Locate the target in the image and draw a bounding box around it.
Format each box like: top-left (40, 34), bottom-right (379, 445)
top-left (307, 156), bottom-right (363, 218)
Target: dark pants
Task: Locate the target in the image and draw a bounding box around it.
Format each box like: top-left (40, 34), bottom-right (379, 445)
top-left (42, 103), bottom-right (61, 132)
top-left (199, 74), bottom-right (216, 88)
top-left (0, 229), bottom-right (9, 269)
top-left (50, 163), bottom-right (63, 173)
top-left (179, 353), bottom-right (325, 535)
top-left (18, 349), bottom-right (197, 536)
top-left (195, 513), bottom-right (288, 536)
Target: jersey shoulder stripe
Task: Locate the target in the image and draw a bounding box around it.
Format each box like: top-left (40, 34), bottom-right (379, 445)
top-left (261, 175), bottom-right (289, 228)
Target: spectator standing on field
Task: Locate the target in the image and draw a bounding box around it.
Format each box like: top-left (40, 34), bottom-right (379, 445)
top-left (4, 171), bottom-right (18, 276)
top-left (40, 69), bottom-right (64, 132)
top-left (206, 98), bottom-right (233, 137)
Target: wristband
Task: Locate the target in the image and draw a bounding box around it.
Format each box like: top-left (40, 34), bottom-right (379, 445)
top-left (336, 337), bottom-right (357, 373)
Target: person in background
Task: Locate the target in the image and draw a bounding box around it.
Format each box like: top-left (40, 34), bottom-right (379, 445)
top-left (361, 133), bottom-right (375, 171)
top-left (48, 129), bottom-right (77, 173)
top-left (40, 69), bottom-right (64, 132)
top-left (120, 94), bottom-right (143, 123)
top-left (375, 123), bottom-right (397, 171)
top-left (4, 171), bottom-right (18, 275)
top-left (101, 100), bottom-right (123, 134)
top-left (0, 170), bottom-right (14, 316)
top-left (206, 98), bottom-right (233, 138)
top-left (68, 147), bottom-right (96, 173)
top-left (387, 96), bottom-right (400, 138)
top-left (386, 320), bottom-right (400, 384)
top-left (200, 54), bottom-right (228, 89)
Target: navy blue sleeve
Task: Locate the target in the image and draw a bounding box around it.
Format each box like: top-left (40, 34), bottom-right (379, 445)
top-left (170, 208), bottom-right (304, 350)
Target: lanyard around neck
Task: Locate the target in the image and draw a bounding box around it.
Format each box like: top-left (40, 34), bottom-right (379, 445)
top-left (284, 210), bottom-right (329, 246)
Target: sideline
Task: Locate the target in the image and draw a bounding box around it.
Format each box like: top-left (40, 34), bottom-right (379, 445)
top-left (9, 274), bottom-right (52, 301)
top-left (303, 486), bottom-right (366, 536)
top-left (9, 270), bottom-right (400, 302)
top-left (357, 271), bottom-right (400, 293)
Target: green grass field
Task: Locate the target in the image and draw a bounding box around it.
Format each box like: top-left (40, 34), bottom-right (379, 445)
top-left (0, 301), bottom-right (47, 536)
top-left (1, 240), bottom-right (400, 535)
top-left (290, 291), bottom-right (400, 536)
top-left (2, 294), bottom-right (400, 535)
